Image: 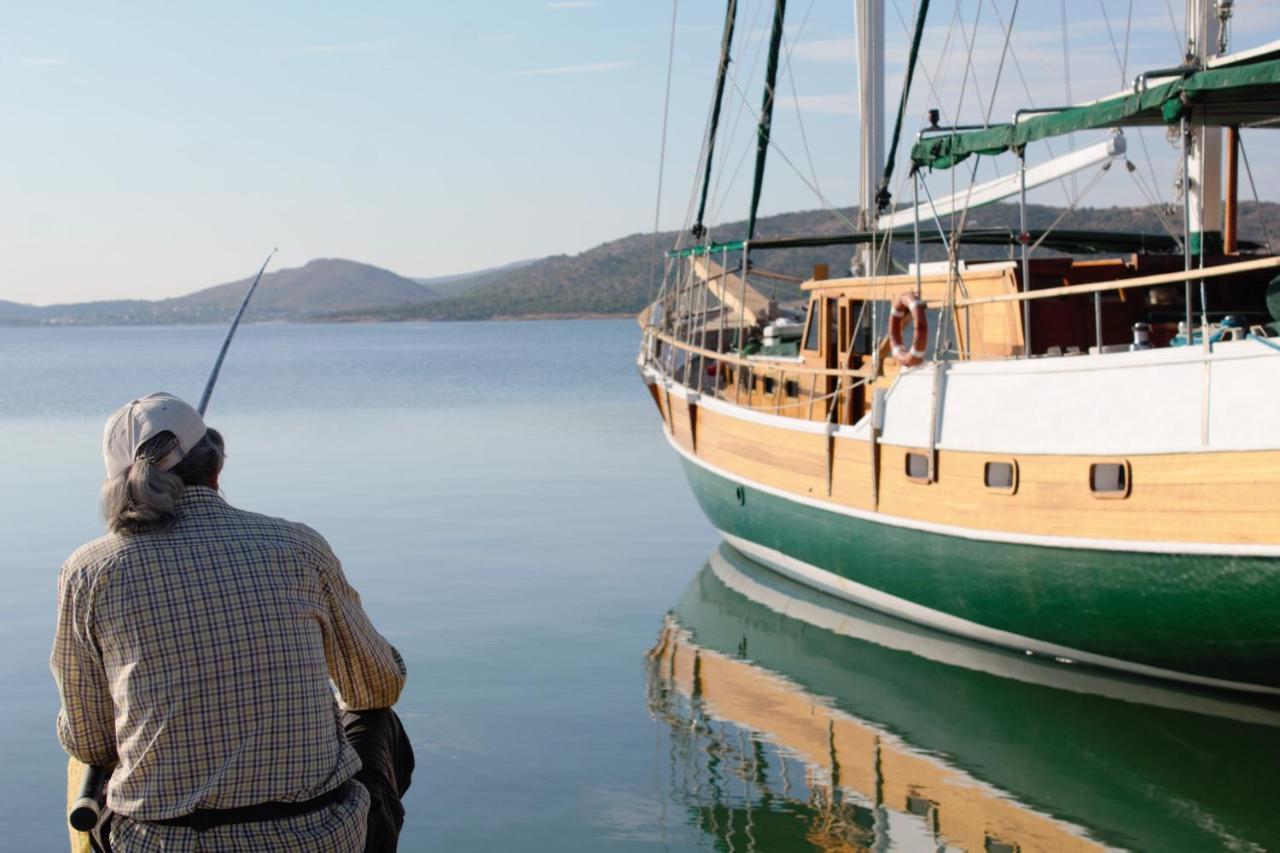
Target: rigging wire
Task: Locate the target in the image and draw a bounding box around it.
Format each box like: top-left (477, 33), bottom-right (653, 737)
top-left (710, 0), bottom-right (829, 231)
top-left (1164, 0), bottom-right (1185, 56)
top-left (722, 72), bottom-right (860, 234)
top-left (1238, 135), bottom-right (1275, 253)
top-left (649, 0), bottom-right (681, 300)
top-left (950, 0), bottom-right (985, 126)
top-left (983, 0), bottom-right (1073, 207)
top-left (706, 0), bottom-right (775, 229)
top-left (678, 0), bottom-right (769, 242)
top-left (1060, 0), bottom-right (1079, 205)
top-left (691, 0), bottom-right (741, 243)
top-left (1029, 161), bottom-right (1111, 253)
top-left (1126, 160), bottom-right (1185, 246)
top-left (888, 0), bottom-right (953, 127)
top-left (780, 0), bottom-right (822, 198)
top-left (1096, 0), bottom-right (1165, 210)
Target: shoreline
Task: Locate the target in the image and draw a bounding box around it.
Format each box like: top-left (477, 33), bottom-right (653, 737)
top-left (0, 312), bottom-right (636, 329)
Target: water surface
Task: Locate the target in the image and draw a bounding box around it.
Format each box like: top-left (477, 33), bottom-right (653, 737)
top-left (2, 320), bottom-right (1277, 851)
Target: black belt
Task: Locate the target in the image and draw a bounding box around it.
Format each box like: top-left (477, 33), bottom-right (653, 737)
top-left (150, 781), bottom-right (350, 833)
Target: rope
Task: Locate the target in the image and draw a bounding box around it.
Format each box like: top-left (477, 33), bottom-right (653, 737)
top-left (706, 0), bottom-right (773, 229)
top-left (1060, 0), bottom-right (1078, 204)
top-left (649, 0), bottom-right (680, 299)
top-left (889, 0), bottom-right (951, 126)
top-left (1238, 134), bottom-right (1275, 253)
top-left (1125, 160), bottom-right (1184, 246)
top-left (780, 0), bottom-right (821, 197)
top-left (1029, 161), bottom-right (1111, 254)
top-left (723, 73), bottom-right (860, 234)
top-left (983, 0), bottom-right (1073, 208)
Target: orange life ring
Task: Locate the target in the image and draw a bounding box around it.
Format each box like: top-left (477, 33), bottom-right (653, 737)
top-left (889, 292), bottom-right (928, 367)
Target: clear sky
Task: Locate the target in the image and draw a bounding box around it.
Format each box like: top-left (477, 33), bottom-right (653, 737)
top-left (3, 1), bottom-right (1277, 304)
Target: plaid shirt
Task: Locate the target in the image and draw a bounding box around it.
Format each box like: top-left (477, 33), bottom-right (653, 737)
top-left (51, 487), bottom-right (406, 851)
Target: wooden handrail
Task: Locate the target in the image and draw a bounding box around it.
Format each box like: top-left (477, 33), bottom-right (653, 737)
top-left (951, 255), bottom-right (1280, 308)
top-left (644, 326), bottom-right (873, 379)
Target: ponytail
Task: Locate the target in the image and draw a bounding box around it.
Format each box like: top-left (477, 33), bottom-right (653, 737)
top-left (100, 433), bottom-right (185, 534)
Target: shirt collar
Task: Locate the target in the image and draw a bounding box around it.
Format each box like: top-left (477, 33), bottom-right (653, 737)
top-left (177, 485), bottom-right (229, 514)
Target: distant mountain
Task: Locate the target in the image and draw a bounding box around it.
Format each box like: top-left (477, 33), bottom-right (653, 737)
top-left (3, 258), bottom-right (437, 325)
top-left (411, 258), bottom-right (539, 298)
top-left (338, 202), bottom-right (1280, 322)
top-left (8, 204), bottom-right (1279, 326)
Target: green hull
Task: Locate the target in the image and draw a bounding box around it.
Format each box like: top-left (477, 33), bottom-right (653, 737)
top-left (679, 456), bottom-right (1280, 689)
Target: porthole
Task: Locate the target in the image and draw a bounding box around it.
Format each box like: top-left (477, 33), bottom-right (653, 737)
top-left (983, 460), bottom-right (1018, 494)
top-left (784, 379), bottom-right (799, 397)
top-left (905, 451), bottom-right (930, 482)
top-left (763, 377), bottom-right (776, 395)
top-left (1089, 461), bottom-right (1131, 499)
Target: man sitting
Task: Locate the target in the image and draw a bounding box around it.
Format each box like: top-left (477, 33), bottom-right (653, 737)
top-left (52, 392), bottom-right (414, 851)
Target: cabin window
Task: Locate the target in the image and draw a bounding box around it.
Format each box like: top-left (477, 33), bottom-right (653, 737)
top-left (905, 452), bottom-right (930, 482)
top-left (825, 298), bottom-right (838, 351)
top-left (1089, 461), bottom-right (1130, 498)
top-left (784, 379), bottom-right (799, 397)
top-left (763, 376), bottom-right (776, 395)
top-left (984, 460), bottom-right (1018, 493)
top-left (803, 304), bottom-right (821, 351)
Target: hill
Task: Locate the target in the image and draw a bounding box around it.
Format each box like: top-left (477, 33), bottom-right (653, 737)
top-left (411, 258), bottom-right (539, 299)
top-left (5, 258), bottom-right (437, 325)
top-left (339, 202), bottom-right (1280, 322)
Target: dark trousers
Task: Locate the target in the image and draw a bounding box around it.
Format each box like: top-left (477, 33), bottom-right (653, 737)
top-left (342, 707), bottom-right (415, 851)
top-left (90, 707), bottom-right (414, 853)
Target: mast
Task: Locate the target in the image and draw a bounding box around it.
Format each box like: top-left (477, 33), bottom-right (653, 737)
top-left (856, 0), bottom-right (886, 275)
top-left (692, 0), bottom-right (738, 240)
top-left (745, 0), bottom-right (786, 242)
top-left (1186, 0), bottom-right (1225, 256)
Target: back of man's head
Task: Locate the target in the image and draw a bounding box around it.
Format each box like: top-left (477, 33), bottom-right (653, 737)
top-left (99, 393), bottom-right (225, 534)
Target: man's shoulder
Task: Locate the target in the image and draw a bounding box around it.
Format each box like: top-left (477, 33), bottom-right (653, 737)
top-left (219, 502), bottom-right (335, 563)
top-left (60, 533), bottom-right (133, 588)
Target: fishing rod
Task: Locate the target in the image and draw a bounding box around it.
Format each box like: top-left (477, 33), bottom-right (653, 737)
top-left (67, 248), bottom-right (277, 838)
top-left (197, 248), bottom-right (277, 415)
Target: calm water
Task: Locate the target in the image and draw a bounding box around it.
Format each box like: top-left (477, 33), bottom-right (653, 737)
top-left (2, 320), bottom-right (1277, 851)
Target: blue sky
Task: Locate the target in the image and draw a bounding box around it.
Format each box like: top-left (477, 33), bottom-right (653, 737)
top-left (3, 1), bottom-right (1277, 304)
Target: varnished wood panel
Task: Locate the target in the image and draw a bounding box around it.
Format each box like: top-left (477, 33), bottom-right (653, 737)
top-left (685, 403), bottom-right (1280, 546)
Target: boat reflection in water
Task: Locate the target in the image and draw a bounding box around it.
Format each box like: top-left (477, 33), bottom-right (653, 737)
top-left (646, 544), bottom-right (1280, 852)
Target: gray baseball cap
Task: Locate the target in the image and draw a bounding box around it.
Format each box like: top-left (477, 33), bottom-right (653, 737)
top-left (103, 392), bottom-right (207, 478)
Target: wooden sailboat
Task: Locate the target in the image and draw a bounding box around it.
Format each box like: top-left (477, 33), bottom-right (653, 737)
top-left (639, 1), bottom-right (1280, 692)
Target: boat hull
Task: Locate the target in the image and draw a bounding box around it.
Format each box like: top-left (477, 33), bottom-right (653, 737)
top-left (677, 453), bottom-right (1280, 692)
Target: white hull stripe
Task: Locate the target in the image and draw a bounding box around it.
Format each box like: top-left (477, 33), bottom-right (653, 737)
top-left (719, 530), bottom-right (1280, 696)
top-left (664, 429), bottom-right (1280, 558)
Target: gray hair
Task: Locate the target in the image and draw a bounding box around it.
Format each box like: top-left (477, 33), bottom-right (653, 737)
top-left (101, 428), bottom-right (225, 534)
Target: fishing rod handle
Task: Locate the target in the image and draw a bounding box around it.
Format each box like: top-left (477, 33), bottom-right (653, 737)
top-left (68, 764), bottom-right (109, 832)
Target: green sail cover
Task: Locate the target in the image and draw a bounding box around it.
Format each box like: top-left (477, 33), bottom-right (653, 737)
top-left (912, 57), bottom-right (1280, 170)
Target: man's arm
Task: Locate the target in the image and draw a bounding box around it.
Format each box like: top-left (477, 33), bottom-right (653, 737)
top-left (312, 536), bottom-right (407, 710)
top-left (50, 564), bottom-right (117, 767)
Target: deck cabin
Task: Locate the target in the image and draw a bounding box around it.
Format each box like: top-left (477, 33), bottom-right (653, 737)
top-left (685, 252), bottom-right (1280, 427)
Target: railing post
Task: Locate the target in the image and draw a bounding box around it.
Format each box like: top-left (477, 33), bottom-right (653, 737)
top-left (1018, 147), bottom-right (1032, 357)
top-left (1182, 116), bottom-right (1194, 346)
